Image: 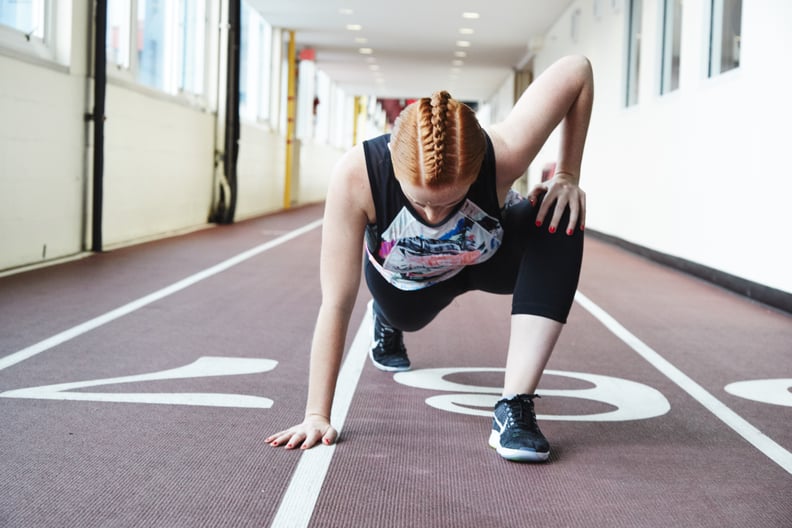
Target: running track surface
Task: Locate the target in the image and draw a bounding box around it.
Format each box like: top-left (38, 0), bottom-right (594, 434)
top-left (1, 203), bottom-right (790, 528)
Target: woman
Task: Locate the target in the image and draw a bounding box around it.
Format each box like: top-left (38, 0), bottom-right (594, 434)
top-left (266, 55), bottom-right (593, 462)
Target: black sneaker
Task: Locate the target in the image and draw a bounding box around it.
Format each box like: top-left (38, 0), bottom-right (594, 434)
top-left (488, 394), bottom-right (550, 462)
top-left (369, 307), bottom-right (410, 372)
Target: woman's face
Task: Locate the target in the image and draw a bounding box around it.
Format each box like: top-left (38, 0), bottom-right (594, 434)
top-left (399, 179), bottom-right (469, 224)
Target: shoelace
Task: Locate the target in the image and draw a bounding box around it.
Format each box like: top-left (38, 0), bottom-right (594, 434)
top-left (503, 394), bottom-right (541, 432)
top-left (377, 323), bottom-right (405, 353)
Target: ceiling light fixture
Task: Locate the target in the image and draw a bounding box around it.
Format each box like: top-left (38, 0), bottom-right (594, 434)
top-left (462, 12), bottom-right (480, 19)
top-left (454, 51), bottom-right (467, 58)
top-left (346, 24), bottom-right (362, 31)
top-left (355, 37), bottom-right (368, 44)
top-left (452, 60), bottom-right (464, 67)
top-left (339, 8), bottom-right (354, 15)
top-left (459, 28), bottom-right (474, 35)
top-left (456, 40), bottom-right (471, 47)
top-left (359, 47), bottom-right (373, 54)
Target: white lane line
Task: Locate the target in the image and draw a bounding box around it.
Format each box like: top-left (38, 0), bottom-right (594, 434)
top-left (270, 305), bottom-right (371, 528)
top-left (575, 291), bottom-right (792, 475)
top-left (0, 219), bottom-right (324, 372)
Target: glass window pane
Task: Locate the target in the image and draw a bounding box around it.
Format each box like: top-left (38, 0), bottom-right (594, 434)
top-left (107, 0), bottom-right (131, 68)
top-left (0, 0), bottom-right (45, 38)
top-left (239, 1), bottom-right (251, 110)
top-left (720, 0), bottom-right (741, 74)
top-left (137, 0), bottom-right (167, 90)
top-left (661, 0), bottom-right (682, 94)
top-left (178, 0), bottom-right (205, 95)
top-left (709, 0), bottom-right (742, 76)
top-left (257, 19), bottom-right (272, 120)
top-left (626, 0), bottom-right (643, 106)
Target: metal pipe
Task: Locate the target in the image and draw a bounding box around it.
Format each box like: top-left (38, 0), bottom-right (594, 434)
top-left (91, 0), bottom-right (107, 252)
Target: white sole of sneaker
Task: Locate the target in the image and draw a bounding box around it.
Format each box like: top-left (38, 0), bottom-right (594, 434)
top-left (488, 430), bottom-right (550, 462)
top-left (368, 347), bottom-right (411, 372)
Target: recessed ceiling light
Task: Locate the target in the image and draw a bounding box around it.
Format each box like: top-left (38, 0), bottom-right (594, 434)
top-left (355, 37), bottom-right (368, 44)
top-left (346, 24), bottom-right (363, 31)
top-left (452, 60), bottom-right (464, 67)
top-left (339, 8), bottom-right (354, 15)
top-left (462, 12), bottom-right (480, 19)
top-left (359, 47), bottom-right (373, 54)
top-left (456, 40), bottom-right (471, 47)
top-left (459, 28), bottom-right (474, 35)
top-left (454, 51), bottom-right (467, 58)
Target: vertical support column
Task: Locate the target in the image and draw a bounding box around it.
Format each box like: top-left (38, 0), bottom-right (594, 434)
top-left (352, 95), bottom-right (362, 145)
top-left (283, 30), bottom-right (296, 209)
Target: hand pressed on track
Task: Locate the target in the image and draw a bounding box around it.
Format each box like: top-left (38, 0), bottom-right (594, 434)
top-left (266, 414), bottom-right (337, 450)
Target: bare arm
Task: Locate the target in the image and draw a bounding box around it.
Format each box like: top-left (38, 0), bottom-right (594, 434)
top-left (266, 145), bottom-right (372, 449)
top-left (489, 55), bottom-right (593, 233)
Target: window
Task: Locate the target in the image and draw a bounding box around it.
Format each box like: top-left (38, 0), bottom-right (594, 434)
top-left (107, 0), bottom-right (132, 69)
top-left (709, 0), bottom-right (741, 76)
top-left (239, 1), bottom-right (272, 123)
top-left (0, 0), bottom-right (54, 60)
top-left (106, 0), bottom-right (208, 97)
top-left (660, 0), bottom-right (682, 94)
top-left (625, 0), bottom-right (643, 106)
top-left (0, 0), bottom-right (45, 37)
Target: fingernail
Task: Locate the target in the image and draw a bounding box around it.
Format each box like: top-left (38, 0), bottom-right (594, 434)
top-left (535, 220), bottom-right (542, 227)
top-left (566, 228), bottom-right (573, 236)
top-left (580, 224), bottom-right (585, 231)
top-left (286, 444), bottom-right (293, 449)
top-left (549, 226), bottom-right (556, 234)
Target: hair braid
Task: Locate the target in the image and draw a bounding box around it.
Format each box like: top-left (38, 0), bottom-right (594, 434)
top-left (391, 90), bottom-right (486, 189)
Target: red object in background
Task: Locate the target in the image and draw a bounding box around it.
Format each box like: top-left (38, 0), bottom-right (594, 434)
top-left (299, 48), bottom-right (316, 61)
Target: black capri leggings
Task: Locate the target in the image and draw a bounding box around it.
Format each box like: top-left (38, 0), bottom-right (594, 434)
top-left (365, 196), bottom-right (584, 332)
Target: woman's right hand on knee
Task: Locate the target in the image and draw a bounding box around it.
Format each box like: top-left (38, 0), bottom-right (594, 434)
top-left (265, 414), bottom-right (338, 450)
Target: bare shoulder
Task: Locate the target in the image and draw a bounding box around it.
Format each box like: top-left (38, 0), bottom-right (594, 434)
top-left (326, 143), bottom-right (375, 225)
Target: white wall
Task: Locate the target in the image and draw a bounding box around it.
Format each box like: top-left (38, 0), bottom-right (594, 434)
top-left (0, 2), bottom-right (87, 269)
top-left (523, 0), bottom-right (792, 294)
top-left (102, 85), bottom-right (216, 246)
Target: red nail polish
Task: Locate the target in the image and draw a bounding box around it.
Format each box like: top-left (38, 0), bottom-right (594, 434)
top-left (580, 224), bottom-right (585, 231)
top-left (567, 228), bottom-right (573, 236)
top-left (549, 226), bottom-right (556, 234)
top-left (535, 220), bottom-right (542, 227)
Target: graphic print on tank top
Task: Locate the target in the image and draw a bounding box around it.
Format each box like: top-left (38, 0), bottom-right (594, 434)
top-left (367, 199), bottom-right (503, 291)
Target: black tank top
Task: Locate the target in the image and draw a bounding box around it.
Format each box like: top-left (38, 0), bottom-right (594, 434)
top-left (363, 133), bottom-right (511, 291)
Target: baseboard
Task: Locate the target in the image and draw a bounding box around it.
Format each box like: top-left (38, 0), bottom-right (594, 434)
top-left (586, 230), bottom-right (792, 315)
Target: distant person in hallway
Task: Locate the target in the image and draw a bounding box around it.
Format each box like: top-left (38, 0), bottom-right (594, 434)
top-left (266, 55), bottom-right (593, 462)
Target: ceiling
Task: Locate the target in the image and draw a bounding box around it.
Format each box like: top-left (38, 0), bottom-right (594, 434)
top-left (248, 0), bottom-right (575, 101)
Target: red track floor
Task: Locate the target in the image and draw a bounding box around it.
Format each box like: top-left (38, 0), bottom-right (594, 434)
top-left (1, 203), bottom-right (790, 527)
